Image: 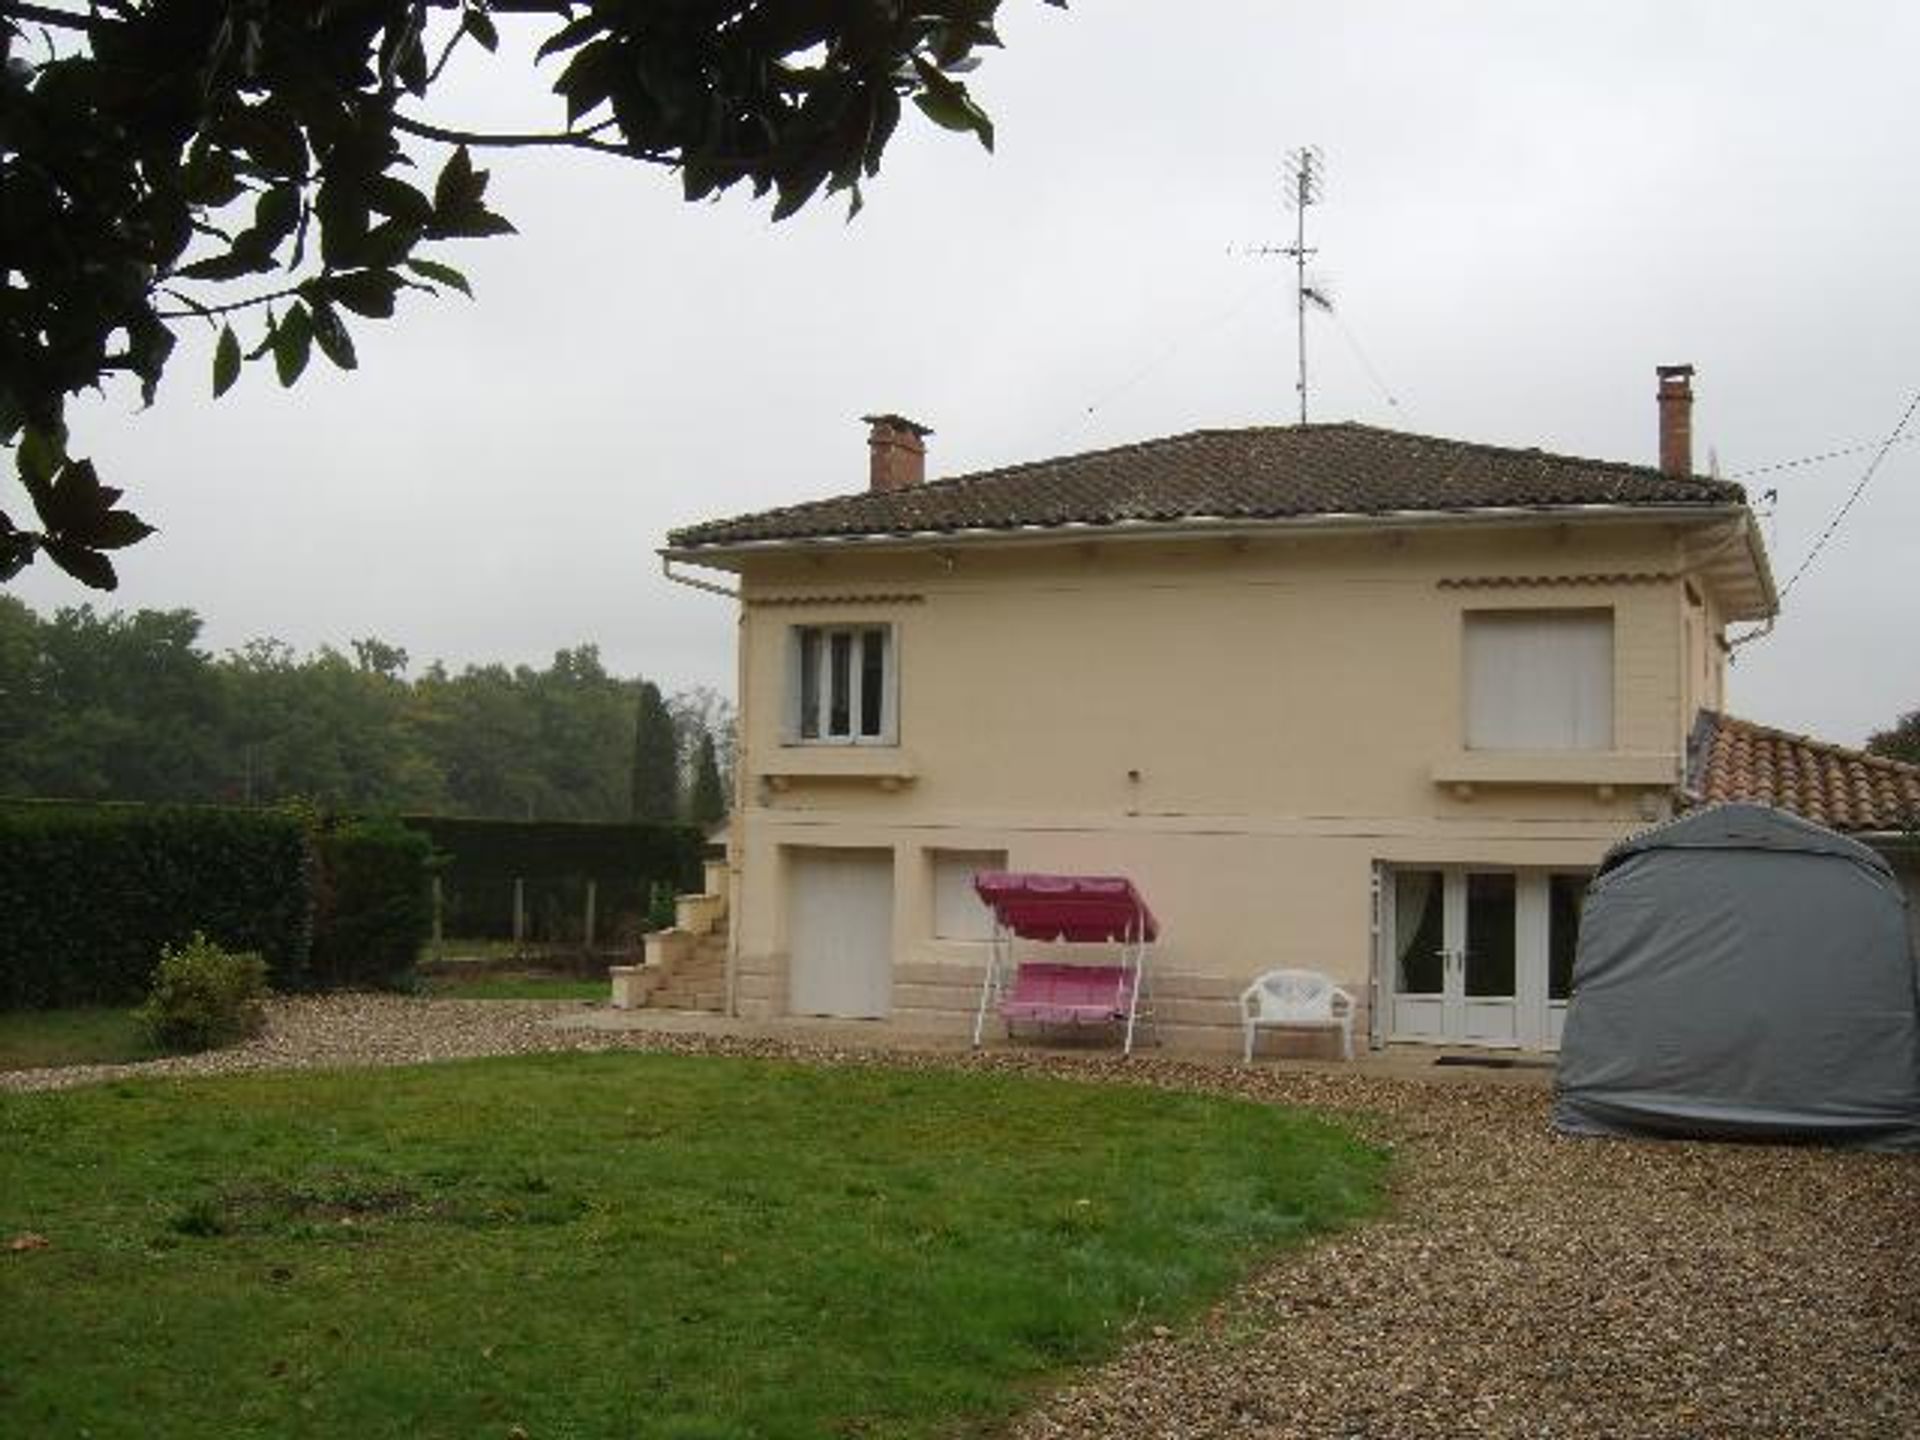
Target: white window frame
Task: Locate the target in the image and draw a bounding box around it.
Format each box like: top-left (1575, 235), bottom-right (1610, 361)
top-left (1462, 608), bottom-right (1614, 752)
top-left (786, 623), bottom-right (898, 745)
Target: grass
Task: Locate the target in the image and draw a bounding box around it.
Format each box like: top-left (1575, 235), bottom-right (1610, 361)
top-left (422, 974), bottom-right (606, 1001)
top-left (0, 1053), bottom-right (1385, 1439)
top-left (0, 1007), bottom-right (162, 1070)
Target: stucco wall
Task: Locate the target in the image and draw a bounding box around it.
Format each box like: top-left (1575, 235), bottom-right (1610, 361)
top-left (718, 519), bottom-right (1735, 1049)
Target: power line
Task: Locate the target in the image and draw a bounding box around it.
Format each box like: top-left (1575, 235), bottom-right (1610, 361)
top-left (1777, 388), bottom-right (1920, 600)
top-left (1726, 430), bottom-right (1920, 480)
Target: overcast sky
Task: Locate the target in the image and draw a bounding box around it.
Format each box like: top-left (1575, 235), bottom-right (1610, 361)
top-left (13, 2), bottom-right (1919, 743)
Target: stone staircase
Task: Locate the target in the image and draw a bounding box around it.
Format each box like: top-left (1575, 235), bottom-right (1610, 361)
top-left (609, 858), bottom-right (729, 1013)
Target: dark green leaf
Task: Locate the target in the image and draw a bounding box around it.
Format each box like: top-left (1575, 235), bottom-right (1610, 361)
top-left (247, 313), bottom-right (280, 362)
top-left (535, 13), bottom-right (602, 61)
top-left (556, 40), bottom-right (618, 124)
top-left (38, 457), bottom-right (107, 534)
top-left (435, 207), bottom-right (517, 240)
top-left (466, 7), bottom-right (499, 52)
top-left (403, 258), bottom-right (473, 297)
top-left (0, 519), bottom-right (34, 583)
top-left (213, 326), bottom-right (242, 397)
top-left (310, 302), bottom-right (358, 371)
top-left (324, 270), bottom-right (404, 320)
top-left (180, 145), bottom-right (245, 207)
top-left (771, 163), bottom-right (830, 223)
top-left (253, 186), bottom-right (301, 251)
top-left (366, 175), bottom-right (435, 226)
top-left (175, 249), bottom-right (272, 282)
top-left (40, 537), bottom-right (118, 591)
top-left (17, 426), bottom-right (62, 492)
top-left (272, 304), bottom-right (313, 387)
top-left (316, 181), bottom-right (371, 269)
top-left (84, 509), bottom-right (157, 551)
top-left (127, 315), bottom-right (177, 406)
top-left (911, 58), bottom-right (993, 150)
top-left (433, 146), bottom-right (485, 219)
top-left (231, 100), bottom-right (308, 178)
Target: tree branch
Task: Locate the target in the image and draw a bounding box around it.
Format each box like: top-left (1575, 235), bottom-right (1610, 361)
top-left (153, 282), bottom-right (308, 322)
top-left (0, 1), bottom-right (104, 33)
top-left (389, 110), bottom-right (675, 165)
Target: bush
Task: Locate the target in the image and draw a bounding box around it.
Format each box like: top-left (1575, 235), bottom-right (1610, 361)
top-left (646, 880), bottom-right (678, 933)
top-left (309, 817), bottom-right (435, 989)
top-left (0, 802), bottom-right (313, 1009)
top-left (134, 933), bottom-right (269, 1052)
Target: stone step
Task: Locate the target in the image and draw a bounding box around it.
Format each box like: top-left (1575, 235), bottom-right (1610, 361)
top-left (649, 989), bottom-right (724, 1012)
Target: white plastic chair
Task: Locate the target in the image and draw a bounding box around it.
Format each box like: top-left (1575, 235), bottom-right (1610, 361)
top-left (1240, 969), bottom-right (1356, 1063)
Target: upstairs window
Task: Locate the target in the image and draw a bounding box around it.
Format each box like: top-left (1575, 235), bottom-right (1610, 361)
top-left (789, 625), bottom-right (895, 744)
top-left (1464, 610), bottom-right (1613, 751)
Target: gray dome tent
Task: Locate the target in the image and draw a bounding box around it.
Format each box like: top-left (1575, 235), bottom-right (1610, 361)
top-left (1553, 803), bottom-right (1920, 1150)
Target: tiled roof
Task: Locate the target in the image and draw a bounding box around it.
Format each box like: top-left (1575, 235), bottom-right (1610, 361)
top-left (668, 423), bottom-right (1748, 549)
top-left (1687, 711), bottom-right (1920, 834)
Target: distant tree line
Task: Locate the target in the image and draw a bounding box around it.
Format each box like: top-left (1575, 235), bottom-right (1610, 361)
top-left (0, 598), bottom-right (731, 825)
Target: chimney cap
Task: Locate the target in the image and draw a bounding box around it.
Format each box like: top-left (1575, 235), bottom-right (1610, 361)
top-left (1656, 363), bottom-right (1695, 383)
top-left (862, 413), bottom-right (934, 438)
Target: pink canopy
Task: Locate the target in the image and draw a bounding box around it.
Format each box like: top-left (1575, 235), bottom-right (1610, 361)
top-left (971, 872), bottom-right (1159, 944)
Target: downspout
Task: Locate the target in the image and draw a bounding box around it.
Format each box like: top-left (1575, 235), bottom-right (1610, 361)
top-left (660, 552), bottom-right (745, 1019)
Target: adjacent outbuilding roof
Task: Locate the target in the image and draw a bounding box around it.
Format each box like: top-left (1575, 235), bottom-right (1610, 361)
top-left (667, 423), bottom-right (1749, 550)
top-left (1687, 711), bottom-right (1920, 834)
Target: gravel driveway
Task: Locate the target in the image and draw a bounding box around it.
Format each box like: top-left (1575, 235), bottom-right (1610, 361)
top-left (5, 995), bottom-right (1915, 1438)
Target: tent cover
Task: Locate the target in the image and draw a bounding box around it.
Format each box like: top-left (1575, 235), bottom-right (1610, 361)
top-left (1553, 803), bottom-right (1920, 1150)
top-left (971, 872), bottom-right (1159, 943)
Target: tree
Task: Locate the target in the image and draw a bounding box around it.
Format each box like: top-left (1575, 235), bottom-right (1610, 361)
top-left (688, 728), bottom-right (726, 828)
top-left (1866, 709), bottom-right (1920, 767)
top-left (629, 679), bottom-right (677, 823)
top-left (0, 1), bottom-right (1055, 589)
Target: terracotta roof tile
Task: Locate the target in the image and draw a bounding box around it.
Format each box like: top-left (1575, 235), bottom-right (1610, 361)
top-left (668, 423), bottom-right (1748, 549)
top-left (1687, 711), bottom-right (1920, 833)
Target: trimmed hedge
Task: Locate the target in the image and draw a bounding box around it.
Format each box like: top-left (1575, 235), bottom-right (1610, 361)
top-left (310, 818), bottom-right (435, 990)
top-left (0, 803), bottom-right (314, 1009)
top-left (402, 816), bottom-right (702, 944)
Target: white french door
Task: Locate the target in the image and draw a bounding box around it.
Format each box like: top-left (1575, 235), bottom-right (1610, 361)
top-left (1383, 867), bottom-right (1587, 1050)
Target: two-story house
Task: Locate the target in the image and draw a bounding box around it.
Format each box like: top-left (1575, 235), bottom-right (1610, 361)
top-left (660, 368), bottom-right (1802, 1054)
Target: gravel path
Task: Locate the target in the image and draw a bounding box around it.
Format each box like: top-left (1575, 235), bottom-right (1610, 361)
top-left (5, 995), bottom-right (1915, 1438)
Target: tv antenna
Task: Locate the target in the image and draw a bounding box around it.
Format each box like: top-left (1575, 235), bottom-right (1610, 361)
top-left (1242, 146), bottom-right (1328, 425)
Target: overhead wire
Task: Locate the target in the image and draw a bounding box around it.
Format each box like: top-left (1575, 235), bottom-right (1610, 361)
top-left (1727, 430), bottom-right (1920, 480)
top-left (1074, 276), bottom-right (1269, 428)
top-left (1776, 388), bottom-right (1920, 600)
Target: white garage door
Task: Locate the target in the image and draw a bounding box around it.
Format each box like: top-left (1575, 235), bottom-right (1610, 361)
top-left (788, 849), bottom-right (894, 1018)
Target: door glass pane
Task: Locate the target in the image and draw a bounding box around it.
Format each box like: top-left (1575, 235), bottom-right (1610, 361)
top-left (1548, 873), bottom-right (1587, 1000)
top-left (798, 630), bottom-right (820, 738)
top-left (828, 631), bottom-right (852, 736)
top-left (1394, 870), bottom-right (1445, 995)
top-left (1465, 872), bottom-right (1516, 998)
top-left (859, 629), bottom-right (886, 737)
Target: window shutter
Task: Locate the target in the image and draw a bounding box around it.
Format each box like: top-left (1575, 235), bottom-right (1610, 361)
top-left (1464, 610), bottom-right (1613, 751)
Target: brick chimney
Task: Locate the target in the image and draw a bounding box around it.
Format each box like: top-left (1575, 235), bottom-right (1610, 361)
top-left (863, 413), bottom-right (932, 493)
top-left (1656, 364), bottom-right (1695, 476)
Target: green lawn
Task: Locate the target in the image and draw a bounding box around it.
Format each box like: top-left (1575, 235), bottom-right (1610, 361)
top-left (423, 973), bottom-right (606, 1001)
top-left (0, 1053), bottom-right (1385, 1439)
top-left (0, 1007), bottom-right (162, 1070)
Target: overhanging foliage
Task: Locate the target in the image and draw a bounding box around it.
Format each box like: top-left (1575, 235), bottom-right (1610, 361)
top-left (0, 1), bottom-right (1059, 587)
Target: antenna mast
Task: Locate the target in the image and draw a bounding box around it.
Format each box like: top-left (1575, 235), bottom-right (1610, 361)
top-left (1282, 146), bottom-right (1323, 425)
top-left (1241, 147), bottom-right (1326, 424)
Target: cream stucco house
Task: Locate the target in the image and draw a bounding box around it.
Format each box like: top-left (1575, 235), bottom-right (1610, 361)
top-left (655, 368), bottom-right (1913, 1055)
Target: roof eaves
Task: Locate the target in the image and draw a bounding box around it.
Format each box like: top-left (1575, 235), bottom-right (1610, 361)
top-left (662, 500), bottom-right (1749, 561)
